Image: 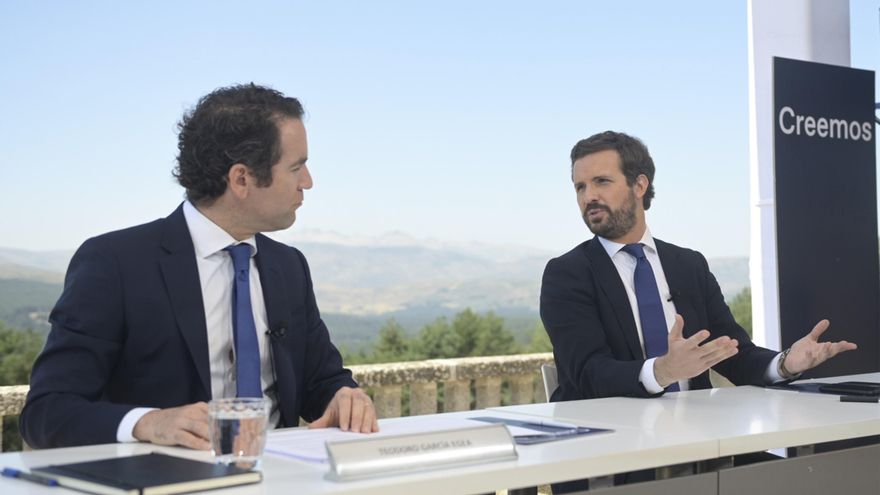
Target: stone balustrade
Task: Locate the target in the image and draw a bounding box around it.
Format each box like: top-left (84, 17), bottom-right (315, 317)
top-left (0, 353), bottom-right (554, 452)
top-left (349, 353), bottom-right (555, 418)
top-left (0, 385), bottom-right (29, 451)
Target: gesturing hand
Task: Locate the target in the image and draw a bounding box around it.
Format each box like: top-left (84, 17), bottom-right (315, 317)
top-left (654, 315), bottom-right (740, 387)
top-left (133, 402), bottom-right (210, 450)
top-left (783, 319), bottom-right (857, 375)
top-left (309, 387), bottom-right (379, 433)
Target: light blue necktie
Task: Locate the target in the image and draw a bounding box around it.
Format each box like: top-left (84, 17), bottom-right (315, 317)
top-left (224, 244), bottom-right (263, 398)
top-left (621, 243), bottom-right (679, 392)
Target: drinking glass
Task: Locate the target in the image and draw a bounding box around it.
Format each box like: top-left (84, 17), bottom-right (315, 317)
top-left (208, 397), bottom-right (271, 469)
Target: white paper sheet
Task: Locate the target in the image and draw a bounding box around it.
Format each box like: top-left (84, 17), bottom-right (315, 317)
top-left (264, 414), bottom-right (561, 463)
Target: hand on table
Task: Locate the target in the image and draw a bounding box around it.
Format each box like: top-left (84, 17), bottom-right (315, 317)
top-left (309, 387), bottom-right (379, 433)
top-left (133, 402), bottom-right (210, 450)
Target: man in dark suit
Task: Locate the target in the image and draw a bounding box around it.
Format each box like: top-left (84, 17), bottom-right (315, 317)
top-left (542, 130), bottom-right (856, 403)
top-left (21, 84), bottom-right (377, 449)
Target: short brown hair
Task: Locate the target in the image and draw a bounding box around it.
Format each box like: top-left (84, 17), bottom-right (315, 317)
top-left (570, 131), bottom-right (655, 210)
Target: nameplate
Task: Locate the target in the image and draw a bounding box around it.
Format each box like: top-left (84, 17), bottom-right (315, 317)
top-left (325, 424), bottom-right (517, 481)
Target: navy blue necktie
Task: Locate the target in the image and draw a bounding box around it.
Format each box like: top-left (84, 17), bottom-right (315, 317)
top-left (225, 244), bottom-right (263, 398)
top-left (621, 243), bottom-right (679, 392)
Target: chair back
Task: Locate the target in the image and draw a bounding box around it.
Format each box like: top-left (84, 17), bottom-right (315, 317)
top-left (540, 363), bottom-right (558, 402)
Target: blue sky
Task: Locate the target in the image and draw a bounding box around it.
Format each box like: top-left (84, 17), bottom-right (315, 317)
top-left (1, 1), bottom-right (878, 257)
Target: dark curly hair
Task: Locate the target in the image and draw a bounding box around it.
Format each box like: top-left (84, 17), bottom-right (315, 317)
top-left (570, 131), bottom-right (656, 210)
top-left (173, 83), bottom-right (304, 204)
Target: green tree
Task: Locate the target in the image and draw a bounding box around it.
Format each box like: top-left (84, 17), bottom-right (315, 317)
top-left (525, 321), bottom-right (552, 353)
top-left (728, 287), bottom-right (752, 337)
top-left (364, 309), bottom-right (530, 362)
top-left (339, 344), bottom-right (371, 365)
top-left (0, 321), bottom-right (44, 386)
top-left (412, 317), bottom-right (460, 359)
top-left (450, 309), bottom-right (482, 356)
top-left (410, 309), bottom-right (520, 359)
top-left (0, 321), bottom-right (46, 452)
top-left (371, 318), bottom-right (411, 363)
top-left (472, 311), bottom-right (518, 356)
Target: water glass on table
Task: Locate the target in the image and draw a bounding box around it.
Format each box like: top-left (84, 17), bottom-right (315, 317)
top-left (208, 398), bottom-right (271, 469)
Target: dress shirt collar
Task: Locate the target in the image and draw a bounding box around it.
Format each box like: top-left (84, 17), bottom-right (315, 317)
top-left (597, 226), bottom-right (657, 259)
top-left (182, 201), bottom-right (258, 259)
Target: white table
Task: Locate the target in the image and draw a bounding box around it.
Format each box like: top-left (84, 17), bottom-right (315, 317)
top-left (0, 409), bottom-right (716, 495)
top-left (493, 380), bottom-right (880, 456)
top-left (492, 373), bottom-right (880, 494)
top-left (2, 376), bottom-right (878, 495)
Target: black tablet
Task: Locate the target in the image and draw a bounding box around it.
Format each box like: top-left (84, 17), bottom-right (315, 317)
top-left (817, 381), bottom-right (880, 396)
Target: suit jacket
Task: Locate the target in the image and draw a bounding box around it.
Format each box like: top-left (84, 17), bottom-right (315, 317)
top-left (21, 205), bottom-right (356, 448)
top-left (541, 237), bottom-right (776, 402)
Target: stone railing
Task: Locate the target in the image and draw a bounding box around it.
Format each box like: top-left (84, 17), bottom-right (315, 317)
top-left (350, 353), bottom-right (554, 418)
top-left (0, 385), bottom-right (29, 451)
top-left (0, 353), bottom-right (554, 452)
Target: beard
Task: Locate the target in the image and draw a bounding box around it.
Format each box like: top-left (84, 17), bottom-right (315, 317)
top-left (582, 190), bottom-right (638, 240)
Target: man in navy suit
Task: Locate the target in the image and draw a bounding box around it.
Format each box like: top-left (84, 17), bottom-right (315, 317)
top-left (21, 84), bottom-right (377, 449)
top-left (542, 131), bottom-right (857, 403)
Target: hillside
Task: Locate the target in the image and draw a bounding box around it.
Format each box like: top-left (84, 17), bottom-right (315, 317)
top-left (0, 234), bottom-right (750, 348)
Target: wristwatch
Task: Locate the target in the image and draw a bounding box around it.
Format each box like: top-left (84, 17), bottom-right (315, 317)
top-left (777, 347), bottom-right (801, 381)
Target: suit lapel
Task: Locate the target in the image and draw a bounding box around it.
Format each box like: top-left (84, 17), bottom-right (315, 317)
top-left (254, 236), bottom-right (287, 332)
top-left (655, 239), bottom-right (695, 336)
top-left (158, 205), bottom-right (212, 399)
top-left (254, 236), bottom-right (296, 424)
top-left (585, 239), bottom-right (643, 359)
top-left (656, 239), bottom-right (709, 389)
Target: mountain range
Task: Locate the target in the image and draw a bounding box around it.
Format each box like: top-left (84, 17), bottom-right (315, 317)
top-left (0, 230), bottom-right (750, 345)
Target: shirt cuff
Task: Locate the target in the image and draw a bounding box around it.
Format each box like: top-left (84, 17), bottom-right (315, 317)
top-left (116, 407), bottom-right (158, 443)
top-left (640, 358), bottom-right (666, 394)
top-left (765, 352), bottom-right (786, 383)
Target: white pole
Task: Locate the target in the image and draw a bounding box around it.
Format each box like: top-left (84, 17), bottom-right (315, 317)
top-left (747, 0), bottom-right (850, 348)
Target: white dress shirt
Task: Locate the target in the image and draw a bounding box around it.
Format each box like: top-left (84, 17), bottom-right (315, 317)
top-left (597, 227), bottom-right (784, 394)
top-left (116, 201), bottom-right (277, 441)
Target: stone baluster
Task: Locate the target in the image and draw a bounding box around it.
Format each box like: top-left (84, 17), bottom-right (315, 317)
top-left (443, 380), bottom-right (471, 412)
top-left (474, 377), bottom-right (502, 409)
top-left (372, 385), bottom-right (403, 418)
top-left (508, 374), bottom-right (536, 405)
top-left (534, 376), bottom-right (548, 403)
top-left (0, 385), bottom-right (30, 453)
top-left (410, 382), bottom-right (438, 415)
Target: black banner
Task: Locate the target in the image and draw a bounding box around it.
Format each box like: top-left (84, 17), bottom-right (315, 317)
top-left (774, 56), bottom-right (879, 377)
